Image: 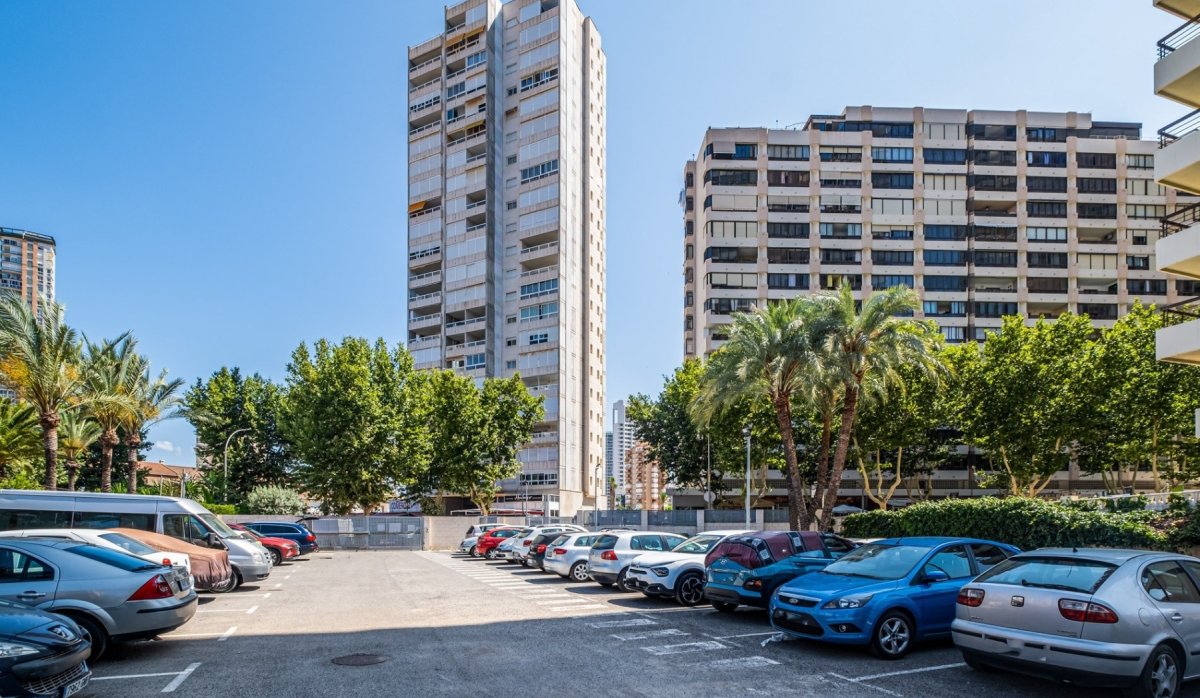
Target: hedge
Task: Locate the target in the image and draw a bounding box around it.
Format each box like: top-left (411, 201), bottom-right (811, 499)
top-left (841, 497), bottom-right (1167, 551)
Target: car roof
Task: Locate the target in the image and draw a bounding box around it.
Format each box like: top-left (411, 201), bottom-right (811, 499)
top-left (0, 537), bottom-right (80, 550)
top-left (1017, 548), bottom-right (1165, 564)
top-left (871, 536), bottom-right (1005, 547)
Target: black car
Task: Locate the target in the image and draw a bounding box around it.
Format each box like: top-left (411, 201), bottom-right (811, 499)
top-left (0, 600), bottom-right (91, 698)
top-left (526, 533), bottom-right (562, 570)
top-left (240, 521), bottom-right (320, 555)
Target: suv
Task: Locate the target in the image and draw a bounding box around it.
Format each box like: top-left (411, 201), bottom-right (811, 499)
top-left (459, 523), bottom-right (507, 557)
top-left (625, 530), bottom-right (752, 606)
top-left (703, 531), bottom-right (857, 612)
top-left (239, 521), bottom-right (319, 556)
top-left (543, 532), bottom-right (602, 581)
top-left (587, 532), bottom-right (688, 590)
top-left (509, 525), bottom-right (587, 566)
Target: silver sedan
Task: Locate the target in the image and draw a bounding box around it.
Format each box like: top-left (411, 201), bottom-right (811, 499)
top-left (0, 538), bottom-right (197, 660)
top-left (952, 548), bottom-right (1200, 698)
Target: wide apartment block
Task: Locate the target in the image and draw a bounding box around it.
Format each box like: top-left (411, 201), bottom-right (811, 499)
top-left (406, 0), bottom-right (606, 517)
top-left (1154, 0), bottom-right (1200, 364)
top-left (682, 106), bottom-right (1196, 359)
top-left (0, 227), bottom-right (55, 314)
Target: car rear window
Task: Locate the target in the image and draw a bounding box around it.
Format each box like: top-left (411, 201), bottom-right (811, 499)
top-left (575, 535), bottom-right (596, 547)
top-left (705, 541), bottom-right (772, 570)
top-left (492, 529), bottom-right (519, 538)
top-left (549, 535), bottom-right (569, 546)
top-left (64, 543), bottom-right (163, 572)
top-left (593, 535), bottom-right (617, 551)
top-left (97, 532), bottom-right (157, 557)
top-left (975, 556), bottom-right (1117, 594)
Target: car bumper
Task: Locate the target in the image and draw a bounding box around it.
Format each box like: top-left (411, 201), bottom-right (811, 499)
top-left (951, 619), bottom-right (1148, 686)
top-left (5, 651), bottom-right (90, 698)
top-left (235, 561), bottom-right (273, 581)
top-left (704, 583), bottom-right (765, 608)
top-left (625, 574), bottom-right (671, 596)
top-left (543, 558), bottom-right (570, 576)
top-left (770, 602), bottom-right (872, 644)
top-left (113, 595), bottom-right (199, 640)
top-left (590, 571), bottom-right (619, 584)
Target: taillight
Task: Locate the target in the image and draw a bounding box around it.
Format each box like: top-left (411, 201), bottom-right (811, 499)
top-left (129, 574), bottom-right (174, 601)
top-left (162, 558), bottom-right (172, 566)
top-left (536, 544), bottom-right (547, 553)
top-left (957, 588), bottom-right (985, 607)
top-left (744, 579), bottom-right (763, 591)
top-left (601, 550), bottom-right (618, 561)
top-left (305, 534), bottom-right (315, 542)
top-left (523, 540), bottom-right (532, 547)
top-left (1058, 599), bottom-right (1118, 623)
top-left (553, 548), bottom-right (567, 555)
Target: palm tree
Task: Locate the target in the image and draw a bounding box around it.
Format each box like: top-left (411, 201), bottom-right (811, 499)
top-left (59, 409), bottom-right (101, 491)
top-left (121, 355), bottom-right (184, 493)
top-left (693, 298), bottom-right (818, 531)
top-left (813, 284), bottom-right (941, 530)
top-left (0, 400), bottom-right (45, 482)
top-left (0, 295), bottom-right (83, 490)
top-left (80, 336), bottom-right (138, 492)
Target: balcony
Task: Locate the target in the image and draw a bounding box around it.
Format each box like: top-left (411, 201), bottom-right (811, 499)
top-left (1158, 1), bottom-right (1200, 22)
top-left (1157, 109), bottom-right (1200, 194)
top-left (409, 312), bottom-right (440, 330)
top-left (1159, 206), bottom-right (1200, 279)
top-left (408, 54), bottom-right (442, 83)
top-left (1157, 13), bottom-right (1200, 108)
top-left (1157, 299), bottom-right (1200, 364)
top-left (519, 240), bottom-right (559, 264)
top-left (408, 291), bottom-right (442, 310)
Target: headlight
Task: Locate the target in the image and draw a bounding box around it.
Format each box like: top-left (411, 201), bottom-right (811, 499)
top-left (0, 641), bottom-right (40, 658)
top-left (651, 566), bottom-right (670, 577)
top-left (821, 594), bottom-right (874, 609)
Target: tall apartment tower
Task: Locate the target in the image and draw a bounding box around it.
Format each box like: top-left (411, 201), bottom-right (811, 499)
top-left (1153, 2), bottom-right (1200, 364)
top-left (0, 227), bottom-right (56, 315)
top-left (609, 399), bottom-right (635, 503)
top-left (406, 0), bottom-right (606, 516)
top-left (682, 107), bottom-right (1195, 359)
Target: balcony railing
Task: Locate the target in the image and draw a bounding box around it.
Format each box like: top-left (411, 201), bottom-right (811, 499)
top-left (409, 270), bottom-right (440, 285)
top-left (1163, 200), bottom-right (1200, 236)
top-left (409, 312), bottom-right (438, 325)
top-left (1163, 296), bottom-right (1200, 320)
top-left (520, 264), bottom-right (558, 278)
top-left (1158, 12), bottom-right (1200, 60)
top-left (444, 316), bottom-right (486, 331)
top-left (1159, 108), bottom-right (1200, 147)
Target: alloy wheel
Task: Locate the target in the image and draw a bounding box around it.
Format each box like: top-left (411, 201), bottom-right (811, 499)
top-left (1151, 652), bottom-right (1178, 698)
top-left (571, 562), bottom-right (590, 582)
top-left (678, 576), bottom-right (704, 605)
top-left (879, 617), bottom-right (910, 656)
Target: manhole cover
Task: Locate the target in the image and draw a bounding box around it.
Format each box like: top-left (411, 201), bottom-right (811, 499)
top-left (332, 654), bottom-right (390, 666)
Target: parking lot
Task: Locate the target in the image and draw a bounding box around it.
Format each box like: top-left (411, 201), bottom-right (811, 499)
top-left (82, 550), bottom-right (1200, 697)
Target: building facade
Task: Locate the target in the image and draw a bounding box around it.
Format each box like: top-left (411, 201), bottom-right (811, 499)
top-left (0, 227), bottom-right (55, 315)
top-left (608, 399), bottom-right (635, 505)
top-left (624, 441), bottom-right (663, 511)
top-left (406, 0), bottom-right (606, 516)
top-left (1154, 1), bottom-right (1200, 364)
top-left (683, 107), bottom-right (1194, 358)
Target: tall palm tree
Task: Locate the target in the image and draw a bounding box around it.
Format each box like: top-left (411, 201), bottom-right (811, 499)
top-left (81, 336), bottom-right (138, 492)
top-left (693, 298), bottom-right (818, 531)
top-left (122, 355), bottom-right (184, 493)
top-left (0, 295), bottom-right (83, 490)
top-left (59, 409), bottom-right (101, 491)
top-left (814, 284), bottom-right (940, 530)
top-left (0, 400), bottom-right (45, 482)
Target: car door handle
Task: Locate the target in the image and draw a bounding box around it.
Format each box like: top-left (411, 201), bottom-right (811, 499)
top-left (17, 591), bottom-right (45, 599)
top-left (1171, 613), bottom-right (1185, 623)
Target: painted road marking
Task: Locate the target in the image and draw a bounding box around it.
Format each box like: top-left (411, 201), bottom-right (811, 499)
top-left (274, 583), bottom-right (283, 588)
top-left (218, 626), bottom-right (237, 641)
top-left (197, 608), bottom-right (254, 613)
top-left (590, 618), bottom-right (655, 628)
top-left (246, 605), bottom-right (259, 614)
top-left (642, 641), bottom-right (726, 656)
top-left (855, 663), bottom-right (965, 681)
top-left (93, 672), bottom-right (183, 681)
top-left (827, 673), bottom-right (900, 697)
top-left (536, 597), bottom-right (592, 605)
top-left (553, 605), bottom-right (611, 613)
top-left (702, 656), bottom-right (780, 669)
top-left (711, 631), bottom-right (778, 640)
top-left (161, 662), bottom-right (202, 693)
top-left (611, 629), bottom-right (687, 641)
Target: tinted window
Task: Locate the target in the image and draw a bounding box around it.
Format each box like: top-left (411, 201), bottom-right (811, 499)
top-left (672, 535), bottom-right (723, 554)
top-left (631, 535), bottom-right (664, 552)
top-left (492, 529), bottom-right (519, 539)
top-left (75, 511), bottom-right (154, 531)
top-left (663, 535), bottom-right (687, 549)
top-left (1142, 562), bottom-right (1200, 603)
top-left (98, 532), bottom-right (158, 556)
top-left (0, 548), bottom-right (54, 582)
top-left (163, 514), bottom-right (210, 545)
top-left (975, 557), bottom-right (1116, 594)
top-left (824, 544), bottom-right (933, 580)
top-left (64, 544), bottom-right (161, 572)
top-left (549, 535), bottom-right (569, 547)
top-left (823, 535), bottom-right (855, 555)
top-left (593, 535), bottom-right (617, 551)
top-left (0, 509), bottom-right (72, 532)
top-left (575, 536), bottom-right (596, 547)
top-left (925, 545), bottom-right (972, 579)
top-left (970, 544), bottom-right (1011, 570)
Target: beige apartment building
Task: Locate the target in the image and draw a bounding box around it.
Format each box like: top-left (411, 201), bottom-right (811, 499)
top-left (677, 106), bottom-right (1193, 505)
top-left (0, 227), bottom-right (55, 315)
top-left (624, 442), bottom-right (664, 511)
top-left (406, 0), bottom-right (606, 516)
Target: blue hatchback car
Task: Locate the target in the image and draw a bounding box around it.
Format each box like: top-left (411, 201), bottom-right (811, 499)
top-left (770, 537), bottom-right (1019, 659)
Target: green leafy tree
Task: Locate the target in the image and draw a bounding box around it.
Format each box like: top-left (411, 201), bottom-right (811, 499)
top-left (244, 485), bottom-right (305, 515)
top-left (120, 354), bottom-right (184, 493)
top-left (58, 409), bottom-right (100, 491)
top-left (0, 400), bottom-right (44, 483)
top-left (0, 295), bottom-right (84, 490)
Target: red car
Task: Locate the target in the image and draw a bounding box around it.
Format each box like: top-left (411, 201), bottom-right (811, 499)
top-left (474, 527), bottom-right (522, 559)
top-left (231, 523), bottom-right (300, 566)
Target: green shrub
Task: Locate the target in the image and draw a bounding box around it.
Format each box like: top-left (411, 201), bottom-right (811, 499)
top-left (244, 486), bottom-right (305, 515)
top-left (1102, 495), bottom-right (1148, 513)
top-left (1168, 493), bottom-right (1193, 517)
top-left (841, 497), bottom-right (1167, 551)
top-left (204, 503), bottom-right (239, 515)
top-left (1168, 506), bottom-right (1200, 549)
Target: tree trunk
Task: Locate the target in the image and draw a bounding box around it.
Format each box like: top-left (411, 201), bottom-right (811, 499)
top-left (99, 429), bottom-right (118, 493)
top-left (819, 382), bottom-right (860, 530)
top-left (39, 412), bottom-right (60, 491)
top-left (125, 433), bottom-right (141, 494)
top-left (808, 409), bottom-right (833, 524)
top-left (66, 461), bottom-right (79, 491)
top-left (773, 396), bottom-right (809, 531)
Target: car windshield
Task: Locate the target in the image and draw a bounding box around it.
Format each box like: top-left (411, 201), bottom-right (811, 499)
top-left (97, 532), bottom-right (157, 556)
top-left (199, 513), bottom-right (237, 537)
top-left (236, 527), bottom-right (264, 540)
top-left (822, 543), bottom-right (934, 580)
top-left (672, 535), bottom-right (722, 554)
top-left (493, 529), bottom-right (519, 538)
top-left (64, 543), bottom-right (164, 572)
top-left (975, 556), bottom-right (1117, 594)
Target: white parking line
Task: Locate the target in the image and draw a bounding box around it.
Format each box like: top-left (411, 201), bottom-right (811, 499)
top-left (218, 626), bottom-right (237, 641)
top-left (164, 632), bottom-right (222, 639)
top-left (93, 672), bottom-right (182, 681)
top-left (196, 608), bottom-right (254, 613)
top-left (590, 618), bottom-right (656, 628)
top-left (642, 641), bottom-right (726, 656)
top-left (611, 629), bottom-right (687, 641)
top-left (827, 673), bottom-right (900, 697)
top-left (273, 583), bottom-right (283, 588)
top-left (245, 605), bottom-right (259, 615)
top-left (161, 662), bottom-right (201, 693)
top-left (552, 605), bottom-right (610, 613)
top-left (711, 631), bottom-right (778, 640)
top-left (702, 656), bottom-right (780, 669)
top-left (854, 663), bottom-right (965, 681)
top-left (536, 597), bottom-right (592, 605)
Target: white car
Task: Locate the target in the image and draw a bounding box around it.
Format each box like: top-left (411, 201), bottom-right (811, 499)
top-left (543, 531), bottom-right (603, 581)
top-left (625, 530), bottom-right (753, 606)
top-left (587, 531), bottom-right (689, 590)
top-left (0, 527), bottom-right (194, 587)
top-left (508, 524), bottom-right (587, 566)
top-left (459, 523), bottom-right (508, 557)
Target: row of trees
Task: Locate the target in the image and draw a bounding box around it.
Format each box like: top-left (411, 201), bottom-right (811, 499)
top-left (630, 286), bottom-right (1198, 532)
top-left (183, 337), bottom-right (543, 515)
top-left (0, 296), bottom-right (182, 492)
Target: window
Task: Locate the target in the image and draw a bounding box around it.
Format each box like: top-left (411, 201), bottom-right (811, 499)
top-left (1127, 154), bottom-right (1155, 170)
top-left (1028, 277), bottom-right (1068, 293)
top-left (968, 124), bottom-right (1016, 141)
top-left (924, 225), bottom-right (968, 240)
top-left (924, 122), bottom-right (965, 139)
top-left (519, 87), bottom-right (558, 115)
top-left (820, 175), bottom-right (861, 188)
top-left (1128, 204), bottom-right (1167, 220)
top-left (925, 275), bottom-right (967, 291)
top-left (872, 275), bottom-right (913, 290)
top-left (767, 273), bottom-right (809, 289)
top-left (1180, 280), bottom-right (1200, 295)
top-left (766, 144), bottom-right (809, 160)
top-left (871, 173), bottom-right (913, 189)
top-left (766, 248), bottom-right (810, 264)
top-left (819, 274), bottom-right (861, 290)
top-left (1027, 201), bottom-right (1067, 218)
top-left (75, 511), bottom-right (154, 530)
top-left (1027, 151), bottom-right (1068, 168)
top-left (972, 225), bottom-right (1017, 242)
top-left (705, 169), bottom-right (758, 186)
top-left (1128, 255), bottom-right (1150, 270)
top-left (819, 146), bottom-right (861, 162)
top-left (924, 545), bottom-right (973, 579)
top-left (0, 548), bottom-right (53, 582)
top-left (711, 221), bottom-right (757, 238)
top-left (1077, 152), bottom-right (1117, 169)
top-left (871, 147), bottom-right (913, 163)
top-left (1128, 279), bottom-right (1167, 295)
top-left (708, 194), bottom-right (757, 211)
top-left (519, 112), bottom-right (558, 139)
top-left (520, 301), bottom-right (558, 320)
top-left (1078, 253), bottom-right (1118, 270)
top-left (975, 250), bottom-right (1017, 267)
top-left (704, 298), bottom-right (755, 314)
top-left (925, 198), bottom-right (966, 216)
top-left (873, 225), bottom-right (914, 240)
top-left (1028, 252), bottom-right (1068, 268)
top-left (1141, 561), bottom-right (1200, 603)
top-left (519, 67), bottom-right (558, 93)
top-left (704, 246), bottom-right (755, 263)
top-left (971, 150), bottom-right (1017, 166)
top-left (518, 136), bottom-right (557, 162)
top-left (520, 159), bottom-right (559, 184)
top-left (941, 326), bottom-right (966, 343)
top-left (923, 148), bottom-right (967, 164)
top-left (766, 195), bottom-right (809, 212)
top-left (872, 198), bottom-right (914, 215)
top-left (820, 249), bottom-right (861, 264)
top-left (974, 301), bottom-right (1018, 318)
top-left (766, 170), bottom-right (809, 187)
top-left (873, 250), bottom-right (913, 265)
top-left (1079, 303), bottom-right (1118, 320)
top-left (1026, 176), bottom-right (1066, 193)
top-left (1026, 127), bottom-right (1067, 143)
top-left (733, 143), bottom-right (757, 160)
top-left (528, 332), bottom-right (549, 345)
top-left (925, 174), bottom-right (967, 190)
top-left (1078, 178), bottom-right (1117, 194)
top-left (924, 300), bottom-right (966, 316)
top-left (519, 16), bottom-right (558, 45)
top-left (924, 249), bottom-right (966, 266)
top-left (518, 183), bottom-right (559, 209)
top-left (1126, 179), bottom-right (1165, 196)
top-left (520, 279), bottom-right (558, 299)
top-left (818, 223), bottom-right (861, 239)
top-left (969, 544), bottom-right (1012, 570)
top-left (163, 514), bottom-right (212, 546)
top-left (705, 272), bottom-right (756, 289)
top-left (1027, 227), bottom-right (1067, 243)
top-left (1078, 203), bottom-right (1118, 219)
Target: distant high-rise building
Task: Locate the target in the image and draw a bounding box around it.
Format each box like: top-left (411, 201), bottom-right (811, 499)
top-left (0, 227), bottom-right (55, 315)
top-left (610, 400), bottom-right (635, 504)
top-left (624, 442), bottom-right (663, 511)
top-left (406, 0), bottom-right (607, 516)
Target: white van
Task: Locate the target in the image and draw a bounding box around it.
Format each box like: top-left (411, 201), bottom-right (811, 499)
top-left (0, 490), bottom-right (272, 590)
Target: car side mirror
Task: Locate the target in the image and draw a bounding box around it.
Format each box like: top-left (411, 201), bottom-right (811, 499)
top-left (206, 532), bottom-right (223, 549)
top-left (923, 570), bottom-right (949, 584)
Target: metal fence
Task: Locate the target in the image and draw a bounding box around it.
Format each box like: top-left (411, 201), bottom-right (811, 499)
top-left (586, 510), bottom-right (642, 528)
top-left (705, 509), bottom-right (750, 524)
top-left (647, 510), bottom-right (696, 526)
top-left (310, 516), bottom-right (423, 549)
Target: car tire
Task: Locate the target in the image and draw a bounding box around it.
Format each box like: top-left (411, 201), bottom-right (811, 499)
top-left (674, 572), bottom-right (706, 606)
top-left (711, 601), bottom-right (737, 613)
top-left (569, 561), bottom-right (590, 582)
top-left (597, 581), bottom-right (614, 588)
top-left (870, 610), bottom-right (914, 660)
top-left (961, 653), bottom-right (994, 673)
top-left (67, 613), bottom-right (109, 662)
top-left (268, 548), bottom-right (282, 566)
top-left (209, 571), bottom-right (237, 594)
top-left (468, 545), bottom-right (478, 558)
top-left (615, 567), bottom-right (633, 593)
top-left (485, 549), bottom-right (498, 560)
top-left (1123, 644), bottom-right (1181, 698)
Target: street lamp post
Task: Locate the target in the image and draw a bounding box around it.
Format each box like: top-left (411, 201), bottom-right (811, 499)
top-left (706, 435), bottom-right (712, 511)
top-left (742, 426), bottom-right (751, 527)
top-left (223, 428), bottom-right (251, 504)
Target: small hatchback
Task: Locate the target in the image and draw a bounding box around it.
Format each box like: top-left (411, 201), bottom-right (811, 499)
top-left (543, 532), bottom-right (602, 582)
top-left (625, 530), bottom-right (752, 606)
top-left (476, 527), bottom-right (522, 559)
top-left (0, 599), bottom-right (91, 698)
top-left (588, 532), bottom-right (688, 590)
top-left (704, 531), bottom-right (857, 611)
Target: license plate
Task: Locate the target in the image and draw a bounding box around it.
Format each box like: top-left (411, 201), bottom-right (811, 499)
top-left (62, 672), bottom-right (89, 697)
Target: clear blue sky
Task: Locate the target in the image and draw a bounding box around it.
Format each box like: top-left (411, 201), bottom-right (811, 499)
top-left (0, 0), bottom-right (1181, 462)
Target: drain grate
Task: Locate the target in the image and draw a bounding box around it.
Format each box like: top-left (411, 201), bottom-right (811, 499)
top-left (332, 654), bottom-right (390, 666)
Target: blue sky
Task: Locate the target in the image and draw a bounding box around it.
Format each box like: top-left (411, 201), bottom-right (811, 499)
top-left (0, 0), bottom-right (1182, 462)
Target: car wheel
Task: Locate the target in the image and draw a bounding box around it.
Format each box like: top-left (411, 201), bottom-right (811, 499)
top-left (1124, 644), bottom-right (1181, 698)
top-left (468, 545), bottom-right (478, 558)
top-left (485, 549), bottom-right (498, 560)
top-left (268, 548), bottom-right (282, 566)
top-left (674, 572), bottom-right (706, 606)
top-left (711, 601), bottom-right (737, 613)
top-left (871, 610), bottom-right (914, 660)
top-left (616, 568), bottom-right (633, 593)
top-left (569, 561), bottom-right (590, 582)
top-left (68, 613), bottom-right (109, 662)
top-left (961, 653), bottom-right (994, 673)
top-left (209, 571), bottom-right (237, 594)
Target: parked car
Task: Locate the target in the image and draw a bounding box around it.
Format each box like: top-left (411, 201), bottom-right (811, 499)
top-left (770, 537), bottom-right (1018, 659)
top-left (625, 530), bottom-right (752, 606)
top-left (229, 524), bottom-right (299, 566)
top-left (476, 527), bottom-right (522, 560)
top-left (588, 532), bottom-right (688, 590)
top-left (498, 535), bottom-right (526, 563)
top-left (527, 532), bottom-right (574, 570)
top-left (109, 528), bottom-right (233, 593)
top-left (0, 599), bottom-right (91, 698)
top-left (543, 532), bottom-right (603, 581)
top-left (0, 538), bottom-right (198, 660)
top-left (238, 521), bottom-right (319, 556)
top-left (0, 528), bottom-right (192, 584)
top-left (510, 525), bottom-right (587, 566)
top-left (459, 523), bottom-right (508, 557)
top-left (704, 531), bottom-right (857, 612)
top-left (953, 548), bottom-right (1200, 696)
